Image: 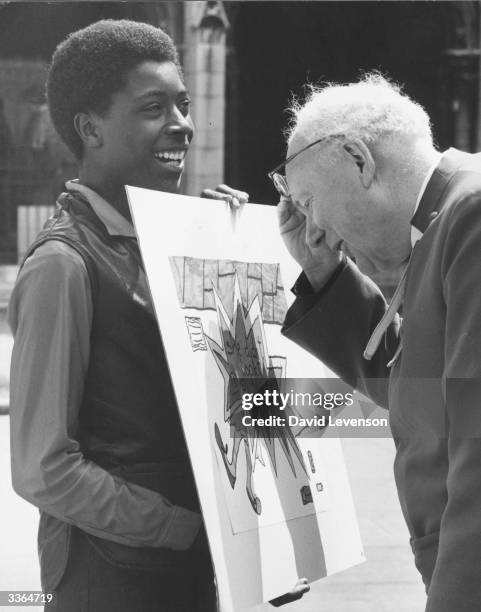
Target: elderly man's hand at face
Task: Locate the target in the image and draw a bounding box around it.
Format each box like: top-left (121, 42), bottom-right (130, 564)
top-left (278, 196), bottom-right (342, 291)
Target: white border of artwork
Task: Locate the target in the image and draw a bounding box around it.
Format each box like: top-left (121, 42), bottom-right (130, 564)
top-left (128, 186), bottom-right (364, 611)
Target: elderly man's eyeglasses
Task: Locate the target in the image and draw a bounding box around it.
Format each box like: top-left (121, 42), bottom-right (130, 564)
top-left (267, 134), bottom-right (344, 198)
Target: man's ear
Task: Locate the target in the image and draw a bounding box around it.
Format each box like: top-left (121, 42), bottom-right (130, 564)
top-left (342, 139), bottom-right (375, 188)
top-left (73, 112), bottom-right (103, 150)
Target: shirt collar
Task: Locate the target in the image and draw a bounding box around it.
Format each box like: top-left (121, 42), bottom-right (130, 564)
top-left (410, 152), bottom-right (443, 247)
top-left (65, 180), bottom-right (136, 238)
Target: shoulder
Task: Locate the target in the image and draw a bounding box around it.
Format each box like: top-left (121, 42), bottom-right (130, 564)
top-left (21, 240), bottom-right (89, 285)
top-left (433, 154), bottom-right (481, 235)
top-left (436, 174), bottom-right (481, 280)
top-left (8, 240), bottom-right (92, 333)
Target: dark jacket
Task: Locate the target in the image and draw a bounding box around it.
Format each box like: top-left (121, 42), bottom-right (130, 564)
top-left (23, 192), bottom-right (201, 591)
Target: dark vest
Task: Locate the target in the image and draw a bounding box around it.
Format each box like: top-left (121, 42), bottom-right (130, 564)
top-left (23, 192), bottom-right (200, 590)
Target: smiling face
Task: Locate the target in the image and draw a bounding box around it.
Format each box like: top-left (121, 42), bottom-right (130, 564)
top-left (285, 135), bottom-right (412, 275)
top-left (91, 60), bottom-right (193, 195)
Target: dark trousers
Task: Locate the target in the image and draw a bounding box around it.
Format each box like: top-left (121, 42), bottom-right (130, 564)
top-left (45, 527), bottom-right (217, 612)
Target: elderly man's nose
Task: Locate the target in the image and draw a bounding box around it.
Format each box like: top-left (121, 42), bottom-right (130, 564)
top-left (306, 216), bottom-right (326, 248)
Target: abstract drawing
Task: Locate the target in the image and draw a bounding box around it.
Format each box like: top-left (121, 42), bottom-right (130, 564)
top-left (170, 256), bottom-right (308, 516)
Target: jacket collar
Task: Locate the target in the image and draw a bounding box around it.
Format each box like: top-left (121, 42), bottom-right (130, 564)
top-left (65, 180), bottom-right (136, 238)
top-left (411, 148), bottom-right (468, 236)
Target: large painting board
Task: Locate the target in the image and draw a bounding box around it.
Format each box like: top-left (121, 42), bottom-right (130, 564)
top-left (127, 186), bottom-right (364, 611)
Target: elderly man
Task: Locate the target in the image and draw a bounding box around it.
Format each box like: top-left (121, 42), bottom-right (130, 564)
top-left (274, 74), bottom-right (481, 612)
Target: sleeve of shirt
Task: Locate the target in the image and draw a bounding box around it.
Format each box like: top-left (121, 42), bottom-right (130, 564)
top-left (8, 241), bottom-right (201, 550)
top-left (423, 195), bottom-right (481, 612)
top-left (281, 256), bottom-right (400, 409)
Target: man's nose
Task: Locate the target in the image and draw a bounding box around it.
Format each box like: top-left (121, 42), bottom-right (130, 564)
top-left (165, 106), bottom-right (194, 141)
top-left (324, 230), bottom-right (342, 251)
top-left (305, 212), bottom-right (326, 249)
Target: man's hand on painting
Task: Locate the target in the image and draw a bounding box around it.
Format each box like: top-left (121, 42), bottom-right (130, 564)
top-left (277, 195), bottom-right (342, 292)
top-left (200, 183), bottom-right (249, 210)
top-left (269, 577), bottom-right (310, 607)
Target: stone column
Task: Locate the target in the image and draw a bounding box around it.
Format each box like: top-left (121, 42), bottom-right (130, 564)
top-left (182, 1), bottom-right (229, 196)
top-left (447, 51), bottom-right (478, 152)
top-left (445, 2), bottom-right (480, 152)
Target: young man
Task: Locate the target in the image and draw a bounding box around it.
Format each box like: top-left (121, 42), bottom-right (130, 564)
top-left (8, 20), bottom-right (306, 612)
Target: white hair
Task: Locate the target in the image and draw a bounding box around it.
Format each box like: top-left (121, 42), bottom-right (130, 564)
top-left (286, 73), bottom-right (433, 146)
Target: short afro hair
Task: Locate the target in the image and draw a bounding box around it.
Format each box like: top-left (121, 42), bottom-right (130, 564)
top-left (47, 19), bottom-right (182, 159)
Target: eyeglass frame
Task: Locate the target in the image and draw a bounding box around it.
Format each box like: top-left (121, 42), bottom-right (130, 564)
top-left (267, 133), bottom-right (345, 198)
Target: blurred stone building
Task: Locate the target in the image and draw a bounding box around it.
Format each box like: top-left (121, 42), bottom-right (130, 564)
top-left (0, 0), bottom-right (480, 294)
